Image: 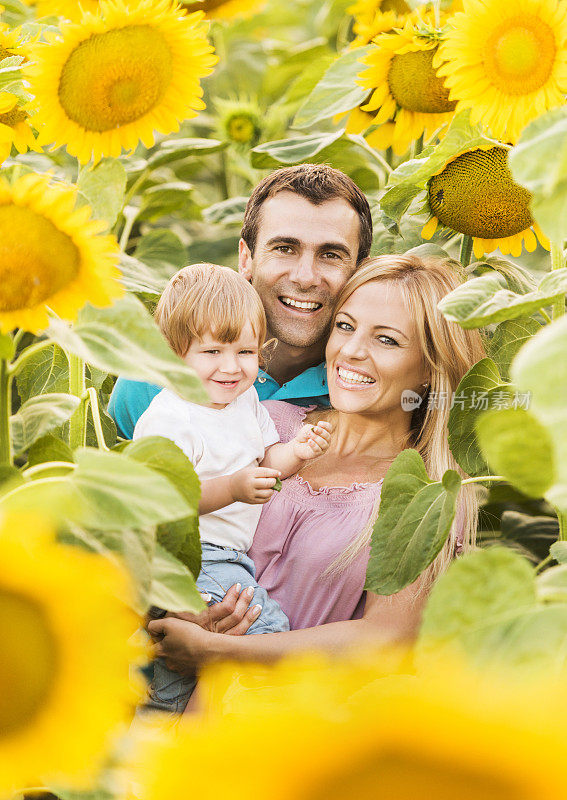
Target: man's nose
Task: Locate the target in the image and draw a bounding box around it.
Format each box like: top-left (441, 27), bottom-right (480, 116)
top-left (289, 251), bottom-right (319, 290)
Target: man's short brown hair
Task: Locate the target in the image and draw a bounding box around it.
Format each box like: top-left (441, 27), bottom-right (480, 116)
top-left (240, 164), bottom-right (372, 263)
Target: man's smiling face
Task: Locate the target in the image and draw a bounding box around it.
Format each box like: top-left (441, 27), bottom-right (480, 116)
top-left (238, 191), bottom-right (361, 349)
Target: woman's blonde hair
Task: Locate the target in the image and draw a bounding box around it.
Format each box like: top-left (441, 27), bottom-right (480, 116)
top-left (325, 253), bottom-right (487, 587)
top-left (154, 263), bottom-right (267, 358)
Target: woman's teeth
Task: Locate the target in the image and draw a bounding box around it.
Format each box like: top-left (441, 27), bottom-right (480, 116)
top-left (337, 367), bottom-right (375, 384)
top-left (280, 297), bottom-right (321, 311)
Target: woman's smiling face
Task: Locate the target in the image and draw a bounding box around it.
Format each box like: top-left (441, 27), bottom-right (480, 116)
top-left (326, 279), bottom-right (429, 415)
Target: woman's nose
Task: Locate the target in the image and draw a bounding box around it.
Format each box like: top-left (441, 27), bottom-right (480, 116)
top-left (340, 334), bottom-right (368, 359)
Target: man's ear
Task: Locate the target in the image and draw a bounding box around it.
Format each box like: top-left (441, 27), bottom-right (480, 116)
top-left (238, 238), bottom-right (253, 281)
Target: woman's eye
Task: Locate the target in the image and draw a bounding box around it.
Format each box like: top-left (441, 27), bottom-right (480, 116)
top-left (335, 321), bottom-right (353, 331)
top-left (378, 335), bottom-right (398, 346)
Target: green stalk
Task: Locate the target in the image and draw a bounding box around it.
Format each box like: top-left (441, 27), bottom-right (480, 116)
top-left (85, 387), bottom-right (109, 451)
top-left (459, 234), bottom-right (474, 267)
top-left (551, 243), bottom-right (565, 319)
top-left (557, 510), bottom-right (567, 542)
top-left (68, 353), bottom-right (87, 450)
top-left (0, 357), bottom-right (12, 467)
top-left (461, 475), bottom-right (505, 485)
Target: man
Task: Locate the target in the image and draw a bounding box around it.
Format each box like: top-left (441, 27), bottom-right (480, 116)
top-left (108, 164), bottom-right (373, 437)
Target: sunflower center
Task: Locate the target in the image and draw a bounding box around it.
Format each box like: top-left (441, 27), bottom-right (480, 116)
top-left (428, 147), bottom-right (533, 239)
top-left (311, 749), bottom-right (524, 800)
top-left (0, 206), bottom-right (80, 311)
top-left (388, 48), bottom-right (457, 113)
top-left (58, 25), bottom-right (173, 132)
top-left (485, 16), bottom-right (556, 95)
top-left (0, 106), bottom-right (27, 128)
top-left (0, 590), bottom-right (58, 736)
top-left (381, 0), bottom-right (410, 11)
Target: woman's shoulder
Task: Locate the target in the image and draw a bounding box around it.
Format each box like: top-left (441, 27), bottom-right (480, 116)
top-left (261, 400), bottom-right (317, 443)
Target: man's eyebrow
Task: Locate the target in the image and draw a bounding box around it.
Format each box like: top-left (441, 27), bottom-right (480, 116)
top-left (336, 311), bottom-right (408, 338)
top-left (264, 236), bottom-right (353, 257)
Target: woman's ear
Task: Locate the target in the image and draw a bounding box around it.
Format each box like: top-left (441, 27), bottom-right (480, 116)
top-left (238, 238), bottom-right (253, 281)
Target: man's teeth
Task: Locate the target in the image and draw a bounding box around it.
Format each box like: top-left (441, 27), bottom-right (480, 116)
top-left (337, 367), bottom-right (375, 384)
top-left (280, 297), bottom-right (321, 310)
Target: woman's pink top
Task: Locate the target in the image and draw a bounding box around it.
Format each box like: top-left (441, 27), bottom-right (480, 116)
top-left (249, 401), bottom-right (383, 631)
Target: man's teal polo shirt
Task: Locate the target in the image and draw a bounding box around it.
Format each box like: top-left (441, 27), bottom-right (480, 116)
top-left (108, 363), bottom-right (329, 440)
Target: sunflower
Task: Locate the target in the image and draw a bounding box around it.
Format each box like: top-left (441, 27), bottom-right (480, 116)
top-left (181, 0), bottom-right (266, 20)
top-left (0, 172), bottom-right (122, 334)
top-left (128, 654), bottom-right (567, 800)
top-left (421, 145), bottom-right (550, 258)
top-left (0, 92), bottom-right (40, 165)
top-left (435, 0), bottom-right (567, 143)
top-left (26, 0), bottom-right (218, 164)
top-left (216, 97), bottom-right (262, 144)
top-left (0, 512), bottom-right (143, 793)
top-left (348, 0), bottom-right (412, 47)
top-left (357, 20), bottom-right (457, 155)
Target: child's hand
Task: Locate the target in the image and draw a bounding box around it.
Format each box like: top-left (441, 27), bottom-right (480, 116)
top-left (229, 466), bottom-right (281, 504)
top-left (292, 421), bottom-right (332, 461)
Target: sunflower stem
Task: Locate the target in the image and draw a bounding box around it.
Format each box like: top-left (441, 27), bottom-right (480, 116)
top-left (0, 357), bottom-right (12, 467)
top-left (538, 308), bottom-right (552, 325)
top-left (219, 149), bottom-right (230, 200)
top-left (69, 353), bottom-right (86, 450)
top-left (461, 475), bottom-right (505, 485)
top-left (551, 243), bottom-right (566, 319)
top-left (557, 509), bottom-right (567, 542)
top-left (459, 234), bottom-right (473, 267)
top-left (85, 386), bottom-right (109, 451)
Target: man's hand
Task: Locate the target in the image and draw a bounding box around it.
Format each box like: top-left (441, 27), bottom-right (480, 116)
top-left (292, 421), bottom-right (332, 461)
top-left (228, 466), bottom-right (281, 504)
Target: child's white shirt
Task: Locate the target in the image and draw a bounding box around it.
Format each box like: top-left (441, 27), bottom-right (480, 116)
top-left (133, 386), bottom-right (279, 552)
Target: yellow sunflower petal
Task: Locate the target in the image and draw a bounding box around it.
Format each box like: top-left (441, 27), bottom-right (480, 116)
top-left (421, 216), bottom-right (439, 240)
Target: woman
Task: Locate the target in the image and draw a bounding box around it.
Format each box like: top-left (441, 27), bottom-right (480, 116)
top-left (149, 254), bottom-right (486, 667)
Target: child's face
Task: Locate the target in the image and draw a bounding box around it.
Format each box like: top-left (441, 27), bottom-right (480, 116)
top-left (183, 321), bottom-right (260, 408)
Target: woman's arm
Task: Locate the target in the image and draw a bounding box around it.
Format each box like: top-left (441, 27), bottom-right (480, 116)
top-left (148, 581), bottom-right (428, 671)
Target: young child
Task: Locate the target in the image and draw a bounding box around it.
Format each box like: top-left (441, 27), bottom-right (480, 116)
top-left (134, 263), bottom-right (331, 712)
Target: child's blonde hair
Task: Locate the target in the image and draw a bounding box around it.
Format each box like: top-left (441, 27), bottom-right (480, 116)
top-left (154, 263), bottom-right (267, 358)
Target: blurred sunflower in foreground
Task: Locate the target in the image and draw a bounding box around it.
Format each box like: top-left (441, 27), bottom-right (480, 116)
top-left (31, 0), bottom-right (102, 18)
top-left (0, 172), bottom-right (122, 334)
top-left (26, 0), bottom-right (217, 163)
top-left (0, 512), bottom-right (143, 794)
top-left (435, 0), bottom-right (567, 143)
top-left (421, 145), bottom-right (550, 258)
top-left (0, 92), bottom-right (39, 165)
top-left (128, 651), bottom-right (567, 800)
top-left (357, 21), bottom-right (456, 154)
top-left (181, 0), bottom-right (266, 19)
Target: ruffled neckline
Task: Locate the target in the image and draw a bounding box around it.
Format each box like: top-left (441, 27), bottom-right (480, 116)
top-left (293, 473), bottom-right (384, 496)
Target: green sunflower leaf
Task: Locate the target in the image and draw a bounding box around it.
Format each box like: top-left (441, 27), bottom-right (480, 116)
top-left (415, 548), bottom-right (567, 677)
top-left (147, 137), bottom-right (228, 169)
top-left (365, 449), bottom-right (461, 595)
top-left (447, 358), bottom-right (511, 477)
top-left (509, 105), bottom-right (567, 244)
top-left (47, 294), bottom-right (208, 405)
top-left (293, 46), bottom-right (371, 129)
top-left (15, 343), bottom-right (69, 404)
top-left (536, 565), bottom-right (567, 604)
top-left (10, 393), bottom-right (80, 456)
top-left (512, 315), bottom-right (567, 511)
top-left (438, 269), bottom-right (567, 328)
top-left (77, 158), bottom-right (127, 230)
top-left (121, 436), bottom-right (201, 579)
top-left (476, 408), bottom-right (556, 498)
top-left (150, 544), bottom-right (205, 613)
top-left (488, 317), bottom-right (543, 381)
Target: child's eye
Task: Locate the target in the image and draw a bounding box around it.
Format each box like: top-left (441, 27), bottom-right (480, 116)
top-left (204, 349), bottom-right (220, 354)
top-left (239, 350), bottom-right (256, 355)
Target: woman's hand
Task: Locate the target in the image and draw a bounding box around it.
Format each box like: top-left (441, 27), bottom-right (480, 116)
top-left (166, 583), bottom-right (261, 633)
